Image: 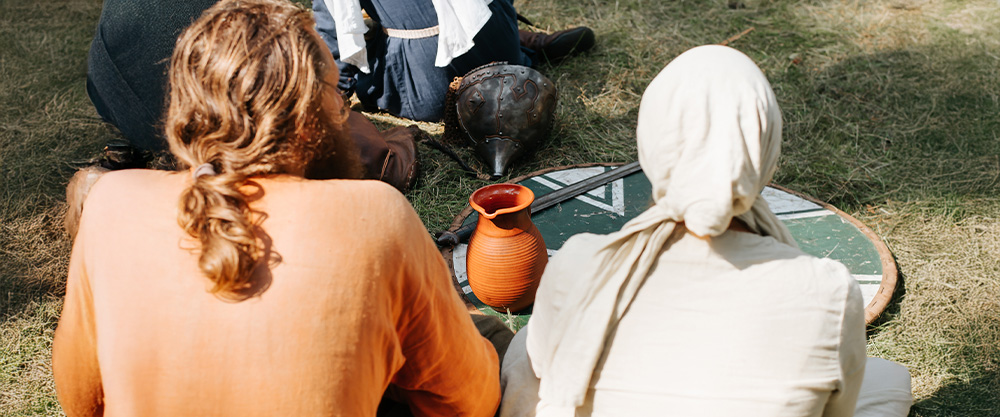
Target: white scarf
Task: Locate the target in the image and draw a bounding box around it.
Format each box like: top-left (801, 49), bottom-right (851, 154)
top-left (323, 0), bottom-right (493, 73)
top-left (527, 45), bottom-right (797, 416)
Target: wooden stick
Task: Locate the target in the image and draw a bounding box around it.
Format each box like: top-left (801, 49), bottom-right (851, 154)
top-left (719, 27), bottom-right (755, 46)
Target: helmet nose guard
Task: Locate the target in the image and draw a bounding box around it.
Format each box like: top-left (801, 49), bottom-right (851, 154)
top-left (481, 137), bottom-right (521, 179)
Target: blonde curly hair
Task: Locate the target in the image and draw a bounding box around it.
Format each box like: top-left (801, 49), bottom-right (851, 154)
top-left (165, 0), bottom-right (357, 298)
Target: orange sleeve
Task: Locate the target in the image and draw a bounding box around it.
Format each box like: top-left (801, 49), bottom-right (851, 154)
top-left (385, 192), bottom-right (501, 417)
top-left (53, 220), bottom-right (104, 417)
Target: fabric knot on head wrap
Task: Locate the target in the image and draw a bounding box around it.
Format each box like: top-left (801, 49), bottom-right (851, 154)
top-left (529, 45), bottom-right (797, 417)
top-left (634, 45), bottom-right (794, 240)
top-left (192, 163), bottom-right (217, 180)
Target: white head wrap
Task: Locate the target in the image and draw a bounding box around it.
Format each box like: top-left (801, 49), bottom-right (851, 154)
top-left (530, 45), bottom-right (796, 416)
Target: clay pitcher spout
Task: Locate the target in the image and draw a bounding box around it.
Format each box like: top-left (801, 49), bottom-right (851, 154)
top-left (466, 184), bottom-right (548, 312)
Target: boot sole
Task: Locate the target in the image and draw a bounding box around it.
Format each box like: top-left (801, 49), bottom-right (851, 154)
top-left (542, 27), bottom-right (596, 63)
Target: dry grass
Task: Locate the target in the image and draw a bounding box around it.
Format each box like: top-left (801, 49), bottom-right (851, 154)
top-left (860, 200), bottom-right (1000, 415)
top-left (0, 299), bottom-right (62, 416)
top-left (1, 0), bottom-right (999, 416)
top-left (0, 204), bottom-right (72, 309)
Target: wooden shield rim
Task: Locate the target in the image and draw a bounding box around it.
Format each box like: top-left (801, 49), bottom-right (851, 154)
top-left (441, 163), bottom-right (899, 324)
top-left (768, 184), bottom-right (899, 324)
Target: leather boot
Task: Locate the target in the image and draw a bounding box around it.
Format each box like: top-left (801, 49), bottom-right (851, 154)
top-left (317, 111), bottom-right (420, 193)
top-left (378, 125), bottom-right (421, 193)
top-left (351, 113), bottom-right (420, 193)
top-left (519, 26), bottom-right (595, 64)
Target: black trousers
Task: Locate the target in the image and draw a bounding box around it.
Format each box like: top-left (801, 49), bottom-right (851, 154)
top-left (86, 0), bottom-right (216, 152)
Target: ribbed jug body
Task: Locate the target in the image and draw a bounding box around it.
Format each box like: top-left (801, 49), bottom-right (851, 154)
top-left (466, 184), bottom-right (547, 312)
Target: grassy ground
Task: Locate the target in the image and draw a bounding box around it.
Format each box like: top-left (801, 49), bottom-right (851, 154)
top-left (2, 0), bottom-right (998, 415)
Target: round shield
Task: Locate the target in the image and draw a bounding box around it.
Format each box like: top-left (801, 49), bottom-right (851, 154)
top-left (441, 163), bottom-right (899, 330)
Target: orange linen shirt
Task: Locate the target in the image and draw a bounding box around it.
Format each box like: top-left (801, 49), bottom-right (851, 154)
top-left (53, 170), bottom-right (500, 417)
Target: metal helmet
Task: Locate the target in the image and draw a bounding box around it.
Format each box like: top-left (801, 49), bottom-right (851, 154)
top-left (455, 62), bottom-right (557, 178)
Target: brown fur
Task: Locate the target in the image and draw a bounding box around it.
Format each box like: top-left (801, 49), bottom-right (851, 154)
top-left (64, 166), bottom-right (109, 241)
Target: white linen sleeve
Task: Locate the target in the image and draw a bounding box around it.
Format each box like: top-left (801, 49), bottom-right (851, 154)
top-left (430, 0), bottom-right (492, 67)
top-left (822, 261), bottom-right (867, 417)
top-left (500, 327), bottom-right (540, 417)
top-left (324, 0), bottom-right (370, 73)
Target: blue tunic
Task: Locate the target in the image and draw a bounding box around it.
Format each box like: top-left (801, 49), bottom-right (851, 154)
top-left (313, 0), bottom-right (534, 122)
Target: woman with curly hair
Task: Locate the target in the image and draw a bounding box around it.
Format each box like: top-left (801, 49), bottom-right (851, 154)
top-left (54, 1), bottom-right (503, 415)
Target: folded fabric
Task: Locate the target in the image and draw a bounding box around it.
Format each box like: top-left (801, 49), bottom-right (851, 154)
top-left (325, 0), bottom-right (492, 72)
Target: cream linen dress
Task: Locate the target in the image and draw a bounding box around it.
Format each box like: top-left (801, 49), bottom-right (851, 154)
top-left (501, 228), bottom-right (866, 417)
top-left (500, 230), bottom-right (913, 417)
top-left (498, 45), bottom-right (911, 417)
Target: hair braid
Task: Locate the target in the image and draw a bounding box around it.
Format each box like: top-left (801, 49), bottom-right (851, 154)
top-left (165, 0), bottom-right (338, 298)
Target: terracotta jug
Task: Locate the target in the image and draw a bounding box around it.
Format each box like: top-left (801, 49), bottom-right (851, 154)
top-left (466, 184), bottom-right (548, 313)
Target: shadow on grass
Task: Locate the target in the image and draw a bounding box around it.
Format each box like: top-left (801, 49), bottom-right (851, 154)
top-left (0, 207), bottom-right (71, 325)
top-left (776, 45), bottom-right (1000, 213)
top-left (759, 13), bottom-right (1000, 415)
top-left (912, 370), bottom-right (1000, 417)
top-left (0, 124), bottom-right (119, 326)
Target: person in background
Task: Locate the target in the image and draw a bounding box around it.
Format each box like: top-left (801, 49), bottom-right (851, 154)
top-left (55, 1), bottom-right (508, 415)
top-left (85, 0), bottom-right (418, 192)
top-left (498, 45), bottom-right (913, 417)
top-left (312, 0), bottom-right (595, 122)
